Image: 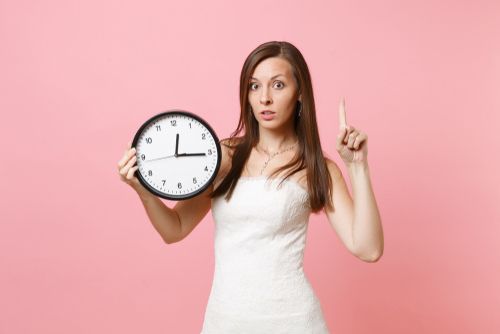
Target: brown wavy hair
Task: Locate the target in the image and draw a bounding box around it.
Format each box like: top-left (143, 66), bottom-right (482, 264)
top-left (210, 41), bottom-right (333, 213)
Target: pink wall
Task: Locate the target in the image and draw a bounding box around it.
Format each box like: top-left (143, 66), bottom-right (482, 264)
top-left (1, 0), bottom-right (499, 333)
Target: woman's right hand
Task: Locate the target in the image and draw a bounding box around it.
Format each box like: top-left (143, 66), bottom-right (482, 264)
top-left (117, 141), bottom-right (145, 193)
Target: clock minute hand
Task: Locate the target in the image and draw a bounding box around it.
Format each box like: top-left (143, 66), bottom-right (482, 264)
top-left (175, 133), bottom-right (179, 157)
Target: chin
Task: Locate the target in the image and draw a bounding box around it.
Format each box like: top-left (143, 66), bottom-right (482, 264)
top-left (257, 118), bottom-right (294, 131)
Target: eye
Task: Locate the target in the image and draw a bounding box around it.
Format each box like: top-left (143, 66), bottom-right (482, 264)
top-left (249, 82), bottom-right (258, 90)
top-left (273, 81), bottom-right (284, 89)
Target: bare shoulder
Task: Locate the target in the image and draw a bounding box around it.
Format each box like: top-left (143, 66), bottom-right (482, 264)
top-left (323, 154), bottom-right (343, 181)
top-left (215, 137), bottom-right (241, 185)
top-left (220, 136), bottom-right (241, 150)
top-left (219, 137), bottom-right (240, 167)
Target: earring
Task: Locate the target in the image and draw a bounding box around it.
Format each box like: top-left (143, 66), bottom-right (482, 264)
top-left (297, 101), bottom-right (302, 118)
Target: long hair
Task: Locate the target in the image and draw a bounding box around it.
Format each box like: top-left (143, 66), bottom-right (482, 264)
top-left (210, 41), bottom-right (333, 213)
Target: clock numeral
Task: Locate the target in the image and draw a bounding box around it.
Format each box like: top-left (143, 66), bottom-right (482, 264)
top-left (141, 154), bottom-right (146, 161)
top-left (162, 180), bottom-right (166, 186)
top-left (193, 177), bottom-right (197, 184)
top-left (204, 166), bottom-right (208, 172)
top-left (208, 149), bottom-right (212, 155)
top-left (202, 133), bottom-right (206, 140)
top-left (146, 137), bottom-right (152, 144)
top-left (156, 125), bottom-right (161, 131)
top-left (177, 182), bottom-right (182, 189)
top-left (148, 170), bottom-right (153, 176)
top-left (189, 123), bottom-right (192, 128)
top-left (170, 120), bottom-right (177, 126)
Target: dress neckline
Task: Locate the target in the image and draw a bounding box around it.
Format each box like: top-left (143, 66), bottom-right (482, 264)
top-left (238, 175), bottom-right (309, 196)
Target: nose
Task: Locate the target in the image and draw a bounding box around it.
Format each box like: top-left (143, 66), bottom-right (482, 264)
top-left (260, 87), bottom-right (272, 105)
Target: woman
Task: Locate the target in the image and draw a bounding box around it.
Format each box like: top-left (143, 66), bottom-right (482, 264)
top-left (117, 41), bottom-right (384, 333)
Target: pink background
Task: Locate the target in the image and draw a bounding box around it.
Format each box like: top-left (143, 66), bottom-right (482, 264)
top-left (1, 0), bottom-right (499, 333)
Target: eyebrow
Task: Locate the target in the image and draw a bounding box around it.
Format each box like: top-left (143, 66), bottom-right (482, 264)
top-left (250, 74), bottom-right (285, 81)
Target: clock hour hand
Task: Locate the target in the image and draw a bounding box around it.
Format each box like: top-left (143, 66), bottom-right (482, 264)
top-left (177, 152), bottom-right (207, 157)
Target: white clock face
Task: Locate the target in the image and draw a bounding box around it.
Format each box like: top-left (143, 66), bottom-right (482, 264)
top-left (132, 111), bottom-right (221, 200)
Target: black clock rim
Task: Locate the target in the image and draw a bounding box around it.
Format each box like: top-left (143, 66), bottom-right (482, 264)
top-left (131, 109), bottom-right (222, 201)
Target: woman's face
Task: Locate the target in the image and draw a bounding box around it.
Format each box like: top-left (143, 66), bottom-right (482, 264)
top-left (248, 57), bottom-right (301, 131)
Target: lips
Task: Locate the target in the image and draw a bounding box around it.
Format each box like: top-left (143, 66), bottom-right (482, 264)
top-left (260, 110), bottom-right (276, 121)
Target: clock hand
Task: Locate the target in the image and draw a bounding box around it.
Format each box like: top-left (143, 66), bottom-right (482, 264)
top-left (177, 152), bottom-right (207, 157)
top-left (175, 133), bottom-right (179, 157)
top-left (144, 154), bottom-right (176, 162)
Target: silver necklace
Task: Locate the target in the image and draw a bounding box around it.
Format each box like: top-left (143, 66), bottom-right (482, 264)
top-left (257, 141), bottom-right (298, 175)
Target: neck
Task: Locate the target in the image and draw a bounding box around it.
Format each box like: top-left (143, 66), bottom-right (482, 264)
top-left (256, 125), bottom-right (298, 153)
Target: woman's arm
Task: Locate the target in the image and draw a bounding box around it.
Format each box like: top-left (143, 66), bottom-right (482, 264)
top-left (323, 98), bottom-right (384, 262)
top-left (134, 184), bottom-right (213, 244)
top-left (118, 138), bottom-right (232, 244)
top-left (324, 158), bottom-right (384, 262)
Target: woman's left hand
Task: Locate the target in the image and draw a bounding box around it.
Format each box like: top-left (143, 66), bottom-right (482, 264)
top-left (336, 98), bottom-right (368, 165)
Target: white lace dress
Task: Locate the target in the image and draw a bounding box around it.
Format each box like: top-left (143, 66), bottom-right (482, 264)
top-left (200, 176), bottom-right (330, 334)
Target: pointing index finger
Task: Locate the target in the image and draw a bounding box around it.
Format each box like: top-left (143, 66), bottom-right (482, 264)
top-left (338, 97), bottom-right (347, 130)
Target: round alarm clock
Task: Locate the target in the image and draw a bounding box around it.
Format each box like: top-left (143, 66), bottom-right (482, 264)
top-left (131, 110), bottom-right (221, 200)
